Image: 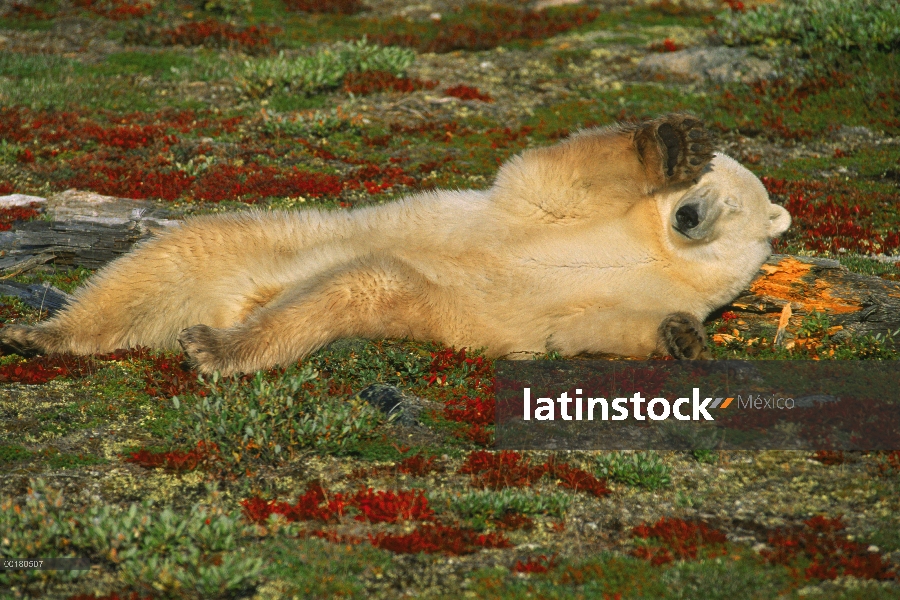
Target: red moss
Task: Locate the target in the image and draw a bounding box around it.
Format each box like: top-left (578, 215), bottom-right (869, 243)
top-left (191, 164), bottom-right (343, 203)
top-left (368, 523), bottom-right (511, 555)
top-left (135, 351), bottom-right (207, 398)
top-left (761, 176), bottom-right (900, 255)
top-left (138, 19), bottom-right (278, 50)
top-left (544, 457), bottom-right (611, 498)
top-left (445, 85), bottom-right (494, 102)
top-left (513, 554), bottom-right (557, 574)
top-left (812, 450), bottom-right (845, 466)
top-left (352, 488), bottom-right (434, 523)
top-left (0, 204), bottom-right (41, 231)
top-left (494, 512), bottom-right (533, 531)
top-left (631, 517), bottom-right (728, 565)
top-left (282, 0), bottom-right (363, 14)
top-left (875, 450), bottom-right (900, 476)
top-left (58, 165), bottom-right (196, 202)
top-left (124, 441), bottom-right (218, 472)
top-left (649, 39), bottom-right (681, 53)
top-left (722, 0), bottom-right (745, 12)
top-left (351, 452), bottom-right (444, 479)
top-left (761, 515), bottom-right (896, 581)
top-left (372, 5), bottom-right (600, 54)
top-left (397, 452), bottom-right (443, 476)
top-left (343, 71), bottom-right (438, 95)
top-left (74, 0), bottom-right (153, 20)
top-left (444, 395), bottom-right (494, 426)
top-left (459, 450), bottom-right (546, 489)
top-left (0, 355), bottom-right (97, 384)
top-left (0, 182), bottom-right (14, 194)
top-left (241, 482), bottom-right (348, 524)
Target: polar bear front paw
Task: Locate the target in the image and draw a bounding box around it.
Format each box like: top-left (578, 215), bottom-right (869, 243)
top-left (178, 324), bottom-right (233, 375)
top-left (636, 114), bottom-right (715, 186)
top-left (659, 312), bottom-right (710, 360)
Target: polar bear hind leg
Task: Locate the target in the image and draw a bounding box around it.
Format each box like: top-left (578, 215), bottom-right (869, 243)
top-left (177, 256), bottom-right (442, 375)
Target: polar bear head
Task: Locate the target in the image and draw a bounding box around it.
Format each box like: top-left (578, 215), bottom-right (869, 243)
top-left (660, 153), bottom-right (790, 252)
top-left (657, 153), bottom-right (791, 300)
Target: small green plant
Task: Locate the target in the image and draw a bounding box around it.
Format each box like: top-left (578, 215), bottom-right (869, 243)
top-left (238, 38), bottom-right (416, 97)
top-left (173, 366), bottom-right (383, 464)
top-left (198, 0), bottom-right (252, 14)
top-left (691, 448), bottom-right (717, 464)
top-left (0, 479), bottom-right (263, 597)
top-left (717, 0), bottom-right (900, 53)
top-left (45, 451), bottom-right (108, 470)
top-left (430, 488), bottom-right (571, 521)
top-left (0, 139), bottom-right (24, 164)
top-left (262, 108), bottom-right (363, 139)
top-left (0, 444), bottom-right (32, 463)
top-left (594, 451), bottom-right (672, 490)
top-left (797, 311), bottom-right (830, 338)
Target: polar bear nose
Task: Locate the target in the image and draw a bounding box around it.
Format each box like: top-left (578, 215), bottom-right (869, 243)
top-left (675, 204), bottom-right (700, 231)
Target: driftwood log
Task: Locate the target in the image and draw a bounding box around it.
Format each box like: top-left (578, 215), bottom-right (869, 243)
top-left (725, 255), bottom-right (900, 341)
top-left (0, 219), bottom-right (151, 274)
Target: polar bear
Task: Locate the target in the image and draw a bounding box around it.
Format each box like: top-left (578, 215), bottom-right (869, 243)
top-left (0, 114), bottom-right (790, 375)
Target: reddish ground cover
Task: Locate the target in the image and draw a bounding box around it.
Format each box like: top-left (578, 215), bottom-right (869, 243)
top-left (282, 0), bottom-right (364, 14)
top-left (124, 441), bottom-right (218, 472)
top-left (343, 71), bottom-right (438, 95)
top-left (513, 554), bottom-right (557, 573)
top-left (0, 205), bottom-right (41, 231)
top-left (445, 85), bottom-right (494, 102)
top-left (458, 450), bottom-right (611, 497)
top-left (0, 355), bottom-right (98, 384)
top-left (761, 516), bottom-right (896, 581)
top-left (372, 5), bottom-right (600, 54)
top-left (368, 523), bottom-right (511, 555)
top-left (762, 176), bottom-right (900, 255)
top-left (631, 517), bottom-right (728, 566)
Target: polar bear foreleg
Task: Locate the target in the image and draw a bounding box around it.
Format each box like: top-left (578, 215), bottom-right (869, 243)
top-left (177, 257), bottom-right (442, 375)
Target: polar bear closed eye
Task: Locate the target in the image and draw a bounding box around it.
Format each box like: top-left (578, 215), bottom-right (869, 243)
top-left (0, 114), bottom-right (790, 375)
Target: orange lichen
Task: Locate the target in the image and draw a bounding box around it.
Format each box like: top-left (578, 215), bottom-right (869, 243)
top-left (750, 258), bottom-right (860, 315)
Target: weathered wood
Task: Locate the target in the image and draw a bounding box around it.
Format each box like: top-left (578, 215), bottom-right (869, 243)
top-left (723, 254), bottom-right (900, 340)
top-left (0, 281), bottom-right (73, 314)
top-left (0, 219), bottom-right (152, 270)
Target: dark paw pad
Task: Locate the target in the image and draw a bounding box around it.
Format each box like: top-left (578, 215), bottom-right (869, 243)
top-left (638, 114), bottom-right (715, 184)
top-left (659, 313), bottom-right (710, 360)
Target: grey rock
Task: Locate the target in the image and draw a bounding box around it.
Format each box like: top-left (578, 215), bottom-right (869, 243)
top-left (357, 384), bottom-right (438, 428)
top-left (639, 46), bottom-right (776, 83)
top-left (45, 189), bottom-right (180, 228)
top-left (0, 194), bottom-right (46, 208)
top-left (829, 125), bottom-right (875, 142)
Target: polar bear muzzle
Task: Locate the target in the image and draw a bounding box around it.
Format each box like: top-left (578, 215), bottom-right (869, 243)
top-left (671, 189), bottom-right (723, 241)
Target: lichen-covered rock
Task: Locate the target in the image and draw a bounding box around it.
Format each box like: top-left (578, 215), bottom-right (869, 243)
top-left (639, 46), bottom-right (776, 83)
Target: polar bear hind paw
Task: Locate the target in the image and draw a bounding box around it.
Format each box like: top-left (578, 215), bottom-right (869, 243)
top-left (0, 325), bottom-right (42, 356)
top-left (636, 114), bottom-right (715, 185)
top-left (178, 324), bottom-right (231, 375)
top-left (659, 312), bottom-right (711, 360)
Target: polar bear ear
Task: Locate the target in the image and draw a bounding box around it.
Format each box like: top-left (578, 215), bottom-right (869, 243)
top-left (768, 204), bottom-right (791, 237)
